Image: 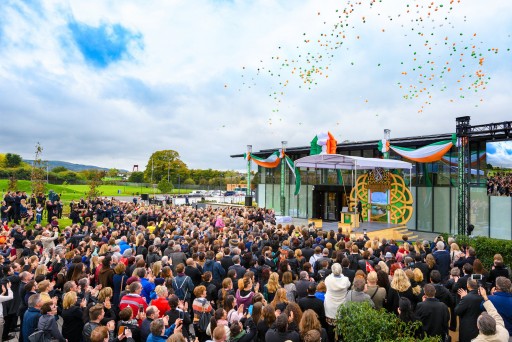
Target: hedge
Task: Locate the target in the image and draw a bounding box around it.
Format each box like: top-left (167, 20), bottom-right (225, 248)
top-left (335, 301), bottom-right (440, 342)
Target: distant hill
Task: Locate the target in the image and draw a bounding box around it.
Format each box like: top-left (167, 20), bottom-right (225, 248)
top-left (23, 160), bottom-right (128, 172)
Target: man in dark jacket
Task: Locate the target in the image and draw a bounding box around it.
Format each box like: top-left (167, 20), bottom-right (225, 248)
top-left (298, 284), bottom-right (326, 326)
top-left (220, 248), bottom-right (235, 274)
top-left (429, 270), bottom-right (454, 308)
top-left (22, 293), bottom-right (42, 342)
top-left (228, 256), bottom-right (246, 280)
top-left (202, 252), bottom-right (225, 287)
top-left (265, 313), bottom-right (300, 342)
top-left (415, 284), bottom-right (450, 340)
top-left (433, 241), bottom-right (451, 280)
top-left (184, 259), bottom-right (203, 287)
top-left (295, 272), bottom-right (313, 300)
top-left (454, 279), bottom-right (483, 342)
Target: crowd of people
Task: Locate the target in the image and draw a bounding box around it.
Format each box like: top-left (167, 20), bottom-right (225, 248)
top-left (0, 192), bottom-right (510, 342)
top-left (487, 173), bottom-right (512, 197)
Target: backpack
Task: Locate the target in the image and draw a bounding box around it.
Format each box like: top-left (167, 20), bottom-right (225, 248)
top-left (173, 276), bottom-right (189, 300)
top-left (198, 298), bottom-right (212, 332)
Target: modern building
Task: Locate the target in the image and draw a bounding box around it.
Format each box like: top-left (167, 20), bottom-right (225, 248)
top-left (232, 118), bottom-right (512, 239)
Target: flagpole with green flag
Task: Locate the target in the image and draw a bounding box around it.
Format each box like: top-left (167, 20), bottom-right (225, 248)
top-left (280, 141), bottom-right (287, 215)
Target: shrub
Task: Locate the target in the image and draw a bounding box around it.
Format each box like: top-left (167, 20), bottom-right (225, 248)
top-left (335, 301), bottom-right (440, 342)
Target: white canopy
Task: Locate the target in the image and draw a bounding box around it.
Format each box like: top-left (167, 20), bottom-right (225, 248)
top-left (294, 154), bottom-right (412, 170)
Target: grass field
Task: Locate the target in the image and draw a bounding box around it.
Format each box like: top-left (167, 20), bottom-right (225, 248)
top-left (0, 179), bottom-right (190, 203)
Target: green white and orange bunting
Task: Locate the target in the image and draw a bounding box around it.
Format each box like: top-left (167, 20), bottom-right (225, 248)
top-left (245, 150), bottom-right (282, 168)
top-left (378, 134), bottom-right (456, 163)
top-left (245, 150), bottom-right (301, 195)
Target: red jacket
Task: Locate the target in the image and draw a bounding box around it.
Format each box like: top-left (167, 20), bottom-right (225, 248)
top-left (119, 293), bottom-right (147, 324)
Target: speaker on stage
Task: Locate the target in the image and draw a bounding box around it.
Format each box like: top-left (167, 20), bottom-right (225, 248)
top-left (245, 196), bottom-right (253, 207)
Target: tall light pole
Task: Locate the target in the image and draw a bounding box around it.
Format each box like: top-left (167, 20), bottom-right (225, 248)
top-left (280, 141), bottom-right (287, 216)
top-left (245, 145), bottom-right (252, 207)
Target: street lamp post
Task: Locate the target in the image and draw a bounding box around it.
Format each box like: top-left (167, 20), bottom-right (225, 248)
top-left (280, 141), bottom-right (287, 216)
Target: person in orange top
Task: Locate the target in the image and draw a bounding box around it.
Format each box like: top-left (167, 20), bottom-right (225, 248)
top-left (150, 285), bottom-right (170, 318)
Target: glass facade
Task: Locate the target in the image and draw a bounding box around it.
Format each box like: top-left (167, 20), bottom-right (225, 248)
top-left (254, 142), bottom-right (511, 238)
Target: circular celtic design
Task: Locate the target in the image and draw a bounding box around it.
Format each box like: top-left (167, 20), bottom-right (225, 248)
top-left (349, 172), bottom-right (413, 224)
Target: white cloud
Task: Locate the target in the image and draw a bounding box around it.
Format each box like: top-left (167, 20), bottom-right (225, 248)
top-left (0, 0), bottom-right (511, 171)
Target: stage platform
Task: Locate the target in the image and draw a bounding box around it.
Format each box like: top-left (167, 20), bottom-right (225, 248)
top-left (306, 220), bottom-right (417, 241)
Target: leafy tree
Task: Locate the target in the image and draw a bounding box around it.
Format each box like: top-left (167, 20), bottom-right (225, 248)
top-left (81, 169), bottom-right (107, 181)
top-left (31, 143), bottom-right (46, 195)
top-left (128, 171), bottom-right (145, 183)
top-left (198, 178), bottom-right (208, 185)
top-left (5, 153), bottom-right (22, 168)
top-left (157, 179), bottom-right (174, 194)
top-left (52, 166), bottom-right (68, 173)
top-left (107, 168), bottom-right (120, 178)
top-left (143, 150), bottom-right (189, 183)
top-left (183, 178), bottom-right (195, 185)
top-left (87, 170), bottom-right (103, 198)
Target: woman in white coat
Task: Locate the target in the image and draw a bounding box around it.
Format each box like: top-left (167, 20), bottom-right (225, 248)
top-left (324, 263), bottom-right (350, 342)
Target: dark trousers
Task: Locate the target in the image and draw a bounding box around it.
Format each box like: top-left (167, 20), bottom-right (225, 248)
top-left (2, 313), bottom-right (17, 339)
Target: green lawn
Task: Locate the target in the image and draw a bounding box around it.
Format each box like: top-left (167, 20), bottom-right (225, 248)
top-left (0, 180), bottom-right (190, 203)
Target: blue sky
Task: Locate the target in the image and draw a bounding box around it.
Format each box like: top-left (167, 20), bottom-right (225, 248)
top-left (0, 1), bottom-right (511, 171)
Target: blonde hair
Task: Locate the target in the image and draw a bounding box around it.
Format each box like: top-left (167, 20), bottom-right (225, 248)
top-left (378, 261), bottom-right (389, 274)
top-left (99, 244), bottom-right (109, 255)
top-left (155, 285), bottom-right (167, 297)
top-left (63, 291), bottom-right (77, 310)
top-left (450, 243), bottom-right (460, 252)
top-left (152, 261), bottom-right (162, 277)
top-left (35, 265), bottom-right (48, 278)
top-left (271, 288), bottom-right (288, 308)
top-left (98, 287), bottom-right (113, 303)
top-left (390, 269), bottom-right (411, 293)
top-left (413, 268), bottom-right (423, 283)
top-left (267, 272), bottom-right (281, 293)
top-left (367, 271), bottom-right (378, 284)
top-left (91, 256), bottom-right (101, 270)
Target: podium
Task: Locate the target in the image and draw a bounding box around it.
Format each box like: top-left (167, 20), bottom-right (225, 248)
top-left (339, 212), bottom-right (359, 234)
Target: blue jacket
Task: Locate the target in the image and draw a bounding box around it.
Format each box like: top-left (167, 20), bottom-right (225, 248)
top-left (119, 240), bottom-right (131, 254)
top-left (140, 278), bottom-right (156, 303)
top-left (146, 325), bottom-right (175, 342)
top-left (202, 259), bottom-right (226, 285)
top-left (22, 308), bottom-right (41, 342)
top-left (484, 292), bottom-right (512, 335)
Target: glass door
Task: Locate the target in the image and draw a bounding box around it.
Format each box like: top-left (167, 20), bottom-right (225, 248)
top-left (324, 192), bottom-right (337, 221)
